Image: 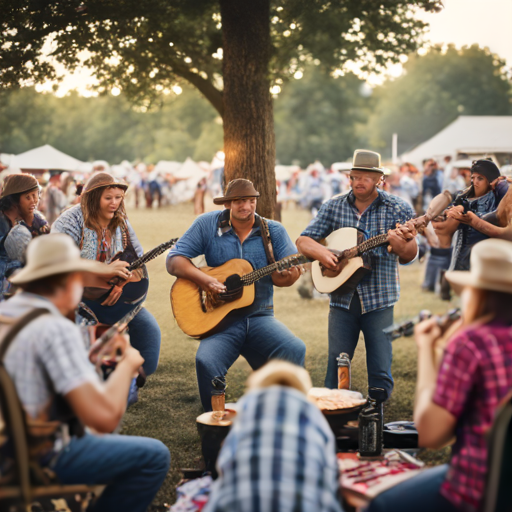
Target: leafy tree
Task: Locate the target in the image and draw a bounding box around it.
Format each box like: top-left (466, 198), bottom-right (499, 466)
top-left (1, 0), bottom-right (442, 215)
top-left (274, 66), bottom-right (368, 166)
top-left (0, 86), bottom-right (223, 163)
top-left (366, 44), bottom-right (512, 157)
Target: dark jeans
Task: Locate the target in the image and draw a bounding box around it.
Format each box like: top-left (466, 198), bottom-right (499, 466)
top-left (326, 294), bottom-right (394, 399)
top-left (367, 464), bottom-right (459, 512)
top-left (128, 307), bottom-right (161, 376)
top-left (423, 247), bottom-right (452, 291)
top-left (196, 312), bottom-right (306, 410)
top-left (52, 433), bottom-right (170, 512)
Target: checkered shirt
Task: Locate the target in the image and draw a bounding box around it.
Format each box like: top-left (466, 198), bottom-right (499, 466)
top-left (434, 321), bottom-right (512, 512)
top-left (0, 292), bottom-right (100, 420)
top-left (204, 386), bottom-right (343, 512)
top-left (300, 190), bottom-right (416, 313)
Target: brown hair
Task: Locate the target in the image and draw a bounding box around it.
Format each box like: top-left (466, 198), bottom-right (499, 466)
top-left (81, 185), bottom-right (127, 234)
top-left (463, 287), bottom-right (512, 326)
top-left (18, 272), bottom-right (73, 296)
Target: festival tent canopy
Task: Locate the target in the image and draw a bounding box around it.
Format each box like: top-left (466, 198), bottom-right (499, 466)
top-left (10, 144), bottom-right (85, 172)
top-left (154, 160), bottom-right (182, 175)
top-left (173, 157), bottom-right (208, 180)
top-left (400, 116), bottom-right (512, 168)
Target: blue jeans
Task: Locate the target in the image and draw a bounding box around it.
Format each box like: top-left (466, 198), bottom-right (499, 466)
top-left (326, 294), bottom-right (394, 399)
top-left (367, 465), bottom-right (458, 512)
top-left (51, 433), bottom-right (170, 512)
top-left (128, 307), bottom-right (161, 376)
top-left (423, 247), bottom-right (452, 291)
top-left (196, 312), bottom-right (306, 410)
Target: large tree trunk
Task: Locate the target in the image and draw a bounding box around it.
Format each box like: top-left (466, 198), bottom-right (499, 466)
top-left (220, 0), bottom-right (276, 219)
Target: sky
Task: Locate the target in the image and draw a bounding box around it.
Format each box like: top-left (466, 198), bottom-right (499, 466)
top-left (39, 0), bottom-right (512, 96)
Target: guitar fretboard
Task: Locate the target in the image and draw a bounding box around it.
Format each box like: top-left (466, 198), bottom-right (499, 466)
top-left (356, 233), bottom-right (389, 256)
top-left (241, 254), bottom-right (309, 286)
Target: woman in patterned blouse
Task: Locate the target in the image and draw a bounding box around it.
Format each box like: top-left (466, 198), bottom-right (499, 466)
top-left (52, 172), bottom-right (161, 378)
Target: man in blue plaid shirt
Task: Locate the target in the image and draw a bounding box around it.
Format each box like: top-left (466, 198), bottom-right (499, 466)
top-left (297, 150), bottom-right (417, 400)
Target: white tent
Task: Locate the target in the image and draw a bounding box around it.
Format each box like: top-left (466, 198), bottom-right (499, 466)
top-left (10, 144), bottom-right (85, 173)
top-left (153, 160), bottom-right (182, 175)
top-left (400, 116), bottom-right (512, 168)
top-left (169, 158), bottom-right (208, 203)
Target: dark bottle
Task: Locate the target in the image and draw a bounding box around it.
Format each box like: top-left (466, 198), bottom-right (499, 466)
top-left (337, 352), bottom-right (351, 390)
top-left (358, 387), bottom-right (385, 457)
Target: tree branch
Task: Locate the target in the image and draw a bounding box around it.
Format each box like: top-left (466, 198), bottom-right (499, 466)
top-left (172, 62), bottom-right (224, 118)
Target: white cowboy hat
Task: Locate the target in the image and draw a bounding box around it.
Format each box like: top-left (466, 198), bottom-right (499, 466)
top-left (445, 239), bottom-right (512, 295)
top-left (9, 233), bottom-right (111, 285)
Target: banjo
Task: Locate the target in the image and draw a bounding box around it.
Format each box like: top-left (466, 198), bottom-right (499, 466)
top-left (312, 191), bottom-right (452, 295)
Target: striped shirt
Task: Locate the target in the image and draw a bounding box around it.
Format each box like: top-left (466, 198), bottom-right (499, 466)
top-left (434, 321), bottom-right (512, 512)
top-left (204, 386), bottom-right (343, 512)
top-left (300, 190), bottom-right (416, 313)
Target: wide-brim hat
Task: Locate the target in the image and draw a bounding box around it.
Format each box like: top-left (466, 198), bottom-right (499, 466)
top-left (0, 173), bottom-right (39, 198)
top-left (445, 239), bottom-right (512, 296)
top-left (82, 172), bottom-right (128, 194)
top-left (351, 149), bottom-right (384, 174)
top-left (213, 178), bottom-right (260, 205)
top-left (10, 233), bottom-right (111, 285)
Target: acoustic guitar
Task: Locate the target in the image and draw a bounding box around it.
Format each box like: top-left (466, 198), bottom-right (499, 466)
top-left (311, 191), bottom-right (453, 295)
top-left (171, 253), bottom-right (308, 339)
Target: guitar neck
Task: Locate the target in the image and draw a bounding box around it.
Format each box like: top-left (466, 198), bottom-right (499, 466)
top-left (351, 215), bottom-right (425, 257)
top-left (127, 238), bottom-right (179, 271)
top-left (241, 254), bottom-right (309, 286)
top-left (356, 233), bottom-right (390, 256)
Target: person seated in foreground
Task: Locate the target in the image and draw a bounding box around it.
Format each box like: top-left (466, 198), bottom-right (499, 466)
top-left (0, 234), bottom-right (169, 512)
top-left (204, 361), bottom-right (344, 512)
top-left (367, 238), bottom-right (512, 512)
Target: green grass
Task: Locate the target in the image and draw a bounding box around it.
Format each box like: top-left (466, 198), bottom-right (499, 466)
top-left (122, 202), bottom-right (457, 505)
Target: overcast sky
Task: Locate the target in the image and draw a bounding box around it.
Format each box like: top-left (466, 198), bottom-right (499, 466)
top-left (43, 0), bottom-right (512, 96)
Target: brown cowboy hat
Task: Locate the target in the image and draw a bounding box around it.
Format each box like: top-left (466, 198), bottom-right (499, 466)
top-left (351, 149), bottom-right (384, 174)
top-left (0, 173), bottom-right (39, 198)
top-left (213, 178), bottom-right (260, 205)
top-left (82, 172), bottom-right (128, 194)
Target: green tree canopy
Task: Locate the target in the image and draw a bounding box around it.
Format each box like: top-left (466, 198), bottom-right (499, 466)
top-left (274, 66), bottom-right (368, 166)
top-left (1, 0), bottom-right (443, 216)
top-left (366, 44), bottom-right (512, 157)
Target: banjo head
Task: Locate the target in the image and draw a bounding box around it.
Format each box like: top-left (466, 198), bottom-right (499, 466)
top-left (311, 227), bottom-right (366, 294)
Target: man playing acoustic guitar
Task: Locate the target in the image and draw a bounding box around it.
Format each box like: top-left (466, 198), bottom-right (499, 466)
top-left (297, 150), bottom-right (417, 402)
top-left (167, 179), bottom-right (306, 411)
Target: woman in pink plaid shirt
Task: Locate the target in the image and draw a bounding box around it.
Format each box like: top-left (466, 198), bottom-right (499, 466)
top-left (368, 238), bottom-right (512, 512)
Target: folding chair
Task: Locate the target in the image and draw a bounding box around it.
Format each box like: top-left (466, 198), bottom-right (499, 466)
top-left (482, 390), bottom-right (512, 512)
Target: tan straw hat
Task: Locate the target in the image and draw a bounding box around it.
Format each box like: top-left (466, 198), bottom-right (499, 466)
top-left (0, 173), bottom-right (39, 198)
top-left (351, 149), bottom-right (384, 174)
top-left (9, 233), bottom-right (111, 284)
top-left (445, 239), bottom-right (512, 296)
top-left (213, 178), bottom-right (260, 205)
top-left (82, 172), bottom-right (128, 194)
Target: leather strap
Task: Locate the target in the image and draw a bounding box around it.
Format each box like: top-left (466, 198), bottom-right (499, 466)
top-left (259, 218), bottom-right (276, 265)
top-left (0, 308), bottom-right (50, 361)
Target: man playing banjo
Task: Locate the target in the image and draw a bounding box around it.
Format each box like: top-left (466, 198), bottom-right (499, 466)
top-left (297, 150), bottom-right (417, 402)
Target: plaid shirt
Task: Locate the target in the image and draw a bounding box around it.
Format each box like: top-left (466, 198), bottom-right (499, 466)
top-left (434, 321), bottom-right (512, 512)
top-left (205, 386), bottom-right (343, 512)
top-left (300, 190), bottom-right (416, 313)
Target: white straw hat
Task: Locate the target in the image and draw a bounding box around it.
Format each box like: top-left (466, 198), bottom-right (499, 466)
top-left (445, 239), bottom-right (512, 295)
top-left (9, 233), bottom-right (111, 284)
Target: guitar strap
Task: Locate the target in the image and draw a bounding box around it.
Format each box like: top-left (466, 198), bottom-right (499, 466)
top-left (259, 217), bottom-right (276, 265)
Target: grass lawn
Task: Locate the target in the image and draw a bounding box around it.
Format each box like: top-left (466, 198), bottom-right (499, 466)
top-left (122, 201), bottom-right (456, 506)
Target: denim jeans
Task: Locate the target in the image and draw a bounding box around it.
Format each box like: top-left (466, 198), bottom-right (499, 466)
top-left (128, 307), bottom-right (161, 376)
top-left (366, 464), bottom-right (458, 512)
top-left (51, 433), bottom-right (170, 512)
top-left (422, 247), bottom-right (452, 291)
top-left (196, 312), bottom-right (306, 410)
top-left (325, 293), bottom-right (394, 399)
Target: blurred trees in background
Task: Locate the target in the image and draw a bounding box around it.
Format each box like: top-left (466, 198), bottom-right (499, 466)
top-left (1, 45), bottom-right (510, 167)
top-left (366, 45), bottom-right (512, 157)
